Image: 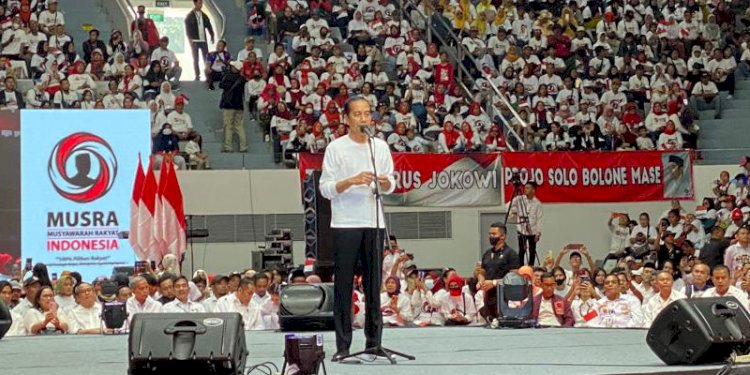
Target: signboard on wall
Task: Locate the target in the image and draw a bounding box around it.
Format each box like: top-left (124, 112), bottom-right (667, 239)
top-left (299, 153), bottom-right (503, 207)
top-left (20, 110), bottom-right (151, 280)
top-left (502, 151), bottom-right (694, 203)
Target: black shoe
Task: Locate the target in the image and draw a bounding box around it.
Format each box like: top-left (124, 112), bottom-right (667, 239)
top-left (331, 350), bottom-right (349, 362)
top-left (208, 84), bottom-right (215, 90)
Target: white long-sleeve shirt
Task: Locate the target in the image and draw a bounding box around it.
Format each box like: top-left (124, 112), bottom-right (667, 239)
top-left (215, 293), bottom-right (263, 330)
top-left (319, 135), bottom-right (395, 228)
top-left (508, 196), bottom-right (543, 236)
top-left (700, 286), bottom-right (750, 310)
top-left (163, 299), bottom-right (207, 313)
top-left (642, 290), bottom-right (686, 327)
top-left (380, 292), bottom-right (413, 326)
top-left (588, 294), bottom-right (644, 328)
top-left (65, 303), bottom-right (103, 333)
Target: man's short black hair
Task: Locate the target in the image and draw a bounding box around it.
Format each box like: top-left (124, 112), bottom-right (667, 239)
top-left (712, 264), bottom-right (730, 276)
top-left (343, 95), bottom-right (369, 115)
top-left (174, 275), bottom-right (189, 285)
top-left (141, 273), bottom-right (157, 286)
top-left (158, 272), bottom-right (176, 286)
top-left (389, 235), bottom-right (397, 242)
top-left (253, 273), bottom-right (269, 284)
top-left (239, 277), bottom-right (255, 289)
top-left (669, 208), bottom-right (680, 217)
top-left (540, 272), bottom-right (555, 282)
top-left (489, 222), bottom-right (507, 233)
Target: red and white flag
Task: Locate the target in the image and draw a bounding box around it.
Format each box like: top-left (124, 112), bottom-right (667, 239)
top-left (162, 156), bottom-right (186, 259)
top-left (129, 155), bottom-right (146, 260)
top-left (153, 157), bottom-right (170, 257)
top-left (138, 156), bottom-right (159, 263)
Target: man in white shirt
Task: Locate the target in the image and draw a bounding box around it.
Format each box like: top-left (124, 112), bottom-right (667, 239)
top-left (682, 262), bottom-right (712, 298)
top-left (66, 282), bottom-right (104, 334)
top-left (643, 271), bottom-right (686, 327)
top-left (319, 97), bottom-right (395, 361)
top-left (166, 96), bottom-right (194, 139)
top-left (723, 227), bottom-right (750, 279)
top-left (588, 274), bottom-right (644, 328)
top-left (150, 36), bottom-right (182, 86)
top-left (690, 72), bottom-right (721, 119)
top-left (508, 182), bottom-right (543, 266)
top-left (236, 36), bottom-right (263, 62)
top-left (201, 275), bottom-right (229, 313)
top-left (215, 277), bottom-right (263, 330)
top-left (251, 274), bottom-right (277, 329)
top-left (34, 0), bottom-right (64, 35)
top-left (126, 276), bottom-right (163, 324)
top-left (701, 265), bottom-right (750, 309)
top-left (14, 276), bottom-right (40, 318)
top-left (164, 276), bottom-right (206, 313)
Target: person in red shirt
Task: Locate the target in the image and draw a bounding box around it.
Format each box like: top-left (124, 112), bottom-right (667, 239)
top-left (130, 5), bottom-right (160, 50)
top-left (547, 24), bottom-right (571, 59)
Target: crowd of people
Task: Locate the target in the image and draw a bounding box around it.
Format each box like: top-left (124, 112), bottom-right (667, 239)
top-left (1, 156), bottom-right (750, 334)
top-left (0, 0), bottom-right (210, 169)
top-left (227, 0), bottom-right (750, 162)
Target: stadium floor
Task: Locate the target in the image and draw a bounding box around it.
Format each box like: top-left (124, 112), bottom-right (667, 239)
top-left (0, 326), bottom-right (742, 375)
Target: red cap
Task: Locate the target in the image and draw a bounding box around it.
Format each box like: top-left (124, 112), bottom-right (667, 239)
top-left (732, 208), bottom-right (743, 221)
top-left (175, 96), bottom-right (186, 105)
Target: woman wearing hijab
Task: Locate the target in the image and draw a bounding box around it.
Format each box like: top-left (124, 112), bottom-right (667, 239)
top-left (107, 29), bottom-right (127, 61)
top-left (85, 48), bottom-right (108, 80)
top-left (438, 121), bottom-right (461, 153)
top-left (106, 52), bottom-right (127, 81)
top-left (155, 80), bottom-right (176, 111)
top-left (380, 276), bottom-right (413, 327)
top-left (270, 101), bottom-right (296, 162)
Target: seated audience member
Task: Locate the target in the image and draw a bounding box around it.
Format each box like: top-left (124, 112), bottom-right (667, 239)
top-left (554, 246), bottom-right (596, 285)
top-left (15, 276), bottom-right (41, 317)
top-left (380, 276), bottom-right (413, 327)
top-left (724, 227), bottom-right (750, 280)
top-left (477, 223), bottom-right (521, 322)
top-left (216, 277), bottom-right (264, 330)
top-left (205, 40), bottom-right (231, 90)
top-left (683, 262), bottom-right (712, 298)
top-left (531, 273), bottom-right (574, 327)
top-left (588, 274), bottom-right (644, 328)
top-left (632, 264), bottom-right (656, 301)
top-left (437, 274), bottom-right (477, 326)
top-left (66, 282), bottom-right (104, 334)
top-left (202, 275), bottom-right (229, 313)
top-left (126, 276), bottom-right (163, 321)
top-left (153, 123), bottom-right (181, 154)
top-left (24, 286), bottom-right (69, 335)
top-left (643, 271), bottom-right (686, 327)
top-left (259, 284), bottom-right (280, 330)
top-left (164, 276), bottom-right (206, 313)
top-left (52, 78), bottom-right (78, 108)
top-left (185, 135), bottom-right (210, 169)
top-left (116, 286), bottom-right (132, 302)
top-left (701, 265), bottom-right (750, 308)
top-left (570, 279), bottom-right (598, 327)
top-left (166, 96), bottom-right (195, 140)
top-left (0, 76), bottom-right (24, 110)
top-left (156, 81), bottom-right (176, 111)
top-left (289, 269), bottom-right (307, 284)
top-left (551, 266), bottom-right (570, 299)
top-left (142, 61), bottom-right (166, 101)
top-left (411, 272), bottom-right (443, 327)
top-left (53, 274), bottom-right (76, 311)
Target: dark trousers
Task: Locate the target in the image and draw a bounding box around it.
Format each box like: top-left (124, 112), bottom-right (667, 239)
top-left (190, 40), bottom-right (209, 79)
top-left (481, 286), bottom-right (498, 321)
top-left (518, 234), bottom-right (538, 266)
top-left (333, 227), bottom-right (383, 352)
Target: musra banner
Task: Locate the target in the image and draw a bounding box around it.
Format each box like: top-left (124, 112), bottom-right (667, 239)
top-left (299, 153), bottom-right (503, 206)
top-left (502, 151), bottom-right (694, 203)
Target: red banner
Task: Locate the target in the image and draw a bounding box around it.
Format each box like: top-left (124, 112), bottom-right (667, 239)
top-left (299, 153), bottom-right (503, 206)
top-left (502, 151), bottom-right (694, 203)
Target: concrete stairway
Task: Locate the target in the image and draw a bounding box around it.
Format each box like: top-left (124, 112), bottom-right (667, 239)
top-left (696, 75), bottom-right (750, 165)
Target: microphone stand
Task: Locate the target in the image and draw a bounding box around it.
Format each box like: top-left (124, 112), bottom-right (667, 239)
top-left (338, 128), bottom-right (415, 364)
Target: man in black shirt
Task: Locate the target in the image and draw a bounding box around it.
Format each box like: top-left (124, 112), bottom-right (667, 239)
top-left (700, 226), bottom-right (730, 269)
top-left (276, 7), bottom-right (300, 55)
top-left (477, 223), bottom-right (520, 322)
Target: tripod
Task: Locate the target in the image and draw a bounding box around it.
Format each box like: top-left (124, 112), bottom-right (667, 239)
top-left (336, 132), bottom-right (415, 365)
top-left (505, 182), bottom-right (537, 266)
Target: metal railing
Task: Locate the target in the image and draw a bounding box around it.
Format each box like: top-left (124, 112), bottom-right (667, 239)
top-left (205, 0), bottom-right (226, 41)
top-left (400, 0), bottom-right (526, 150)
top-left (99, 0), bottom-right (132, 38)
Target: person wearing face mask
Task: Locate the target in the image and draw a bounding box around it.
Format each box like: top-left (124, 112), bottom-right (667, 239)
top-left (153, 123), bottom-right (180, 154)
top-left (475, 223), bottom-right (520, 323)
top-left (411, 272), bottom-right (443, 327)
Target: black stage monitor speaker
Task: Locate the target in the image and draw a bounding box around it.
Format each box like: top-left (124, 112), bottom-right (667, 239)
top-left (647, 297), bottom-right (750, 365)
top-left (280, 283), bottom-right (335, 331)
top-left (128, 313), bottom-right (248, 375)
top-left (0, 300), bottom-right (11, 340)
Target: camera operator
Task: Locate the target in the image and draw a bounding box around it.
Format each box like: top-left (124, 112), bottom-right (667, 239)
top-left (508, 182), bottom-right (543, 266)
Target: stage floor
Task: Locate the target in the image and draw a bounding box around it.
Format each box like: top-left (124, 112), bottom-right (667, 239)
top-left (0, 327), bottom-right (739, 375)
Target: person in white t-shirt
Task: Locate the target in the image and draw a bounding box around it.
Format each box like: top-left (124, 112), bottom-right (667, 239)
top-left (690, 72), bottom-right (721, 119)
top-left (701, 265), bottom-right (750, 309)
top-left (150, 36), bottom-right (182, 86)
top-left (643, 271), bottom-right (686, 327)
top-left (724, 227), bottom-right (750, 279)
top-left (587, 274), bottom-right (644, 328)
top-left (163, 276), bottom-right (207, 313)
top-left (215, 277), bottom-right (263, 330)
top-left (35, 0), bottom-right (64, 35)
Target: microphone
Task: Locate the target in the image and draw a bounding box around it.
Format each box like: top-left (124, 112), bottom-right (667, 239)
top-left (362, 125), bottom-right (374, 138)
